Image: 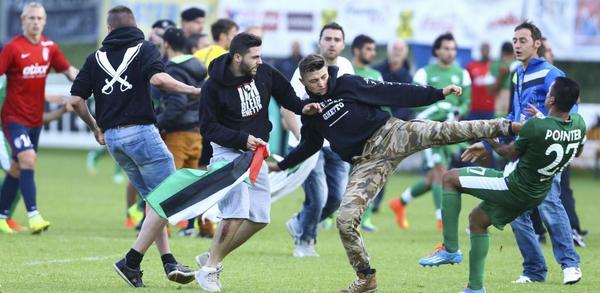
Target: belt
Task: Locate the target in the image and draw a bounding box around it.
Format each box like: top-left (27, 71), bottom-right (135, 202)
top-left (115, 124), bottom-right (137, 129)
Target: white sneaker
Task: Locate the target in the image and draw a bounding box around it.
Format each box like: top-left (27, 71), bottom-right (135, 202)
top-left (511, 275), bottom-right (535, 284)
top-left (286, 215), bottom-right (301, 239)
top-left (195, 252), bottom-right (223, 288)
top-left (196, 266), bottom-right (222, 292)
top-left (563, 267), bottom-right (582, 285)
top-left (293, 240), bottom-right (319, 257)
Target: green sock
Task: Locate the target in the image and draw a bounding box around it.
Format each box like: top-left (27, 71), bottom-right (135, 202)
top-left (468, 232), bottom-right (489, 290)
top-left (8, 192), bottom-right (21, 218)
top-left (410, 180), bottom-right (429, 197)
top-left (441, 190), bottom-right (461, 252)
top-left (432, 183), bottom-right (443, 211)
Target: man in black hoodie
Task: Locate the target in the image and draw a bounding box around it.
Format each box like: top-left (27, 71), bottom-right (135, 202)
top-left (194, 33), bottom-right (321, 292)
top-left (269, 54), bottom-right (520, 293)
top-left (70, 6), bottom-right (201, 288)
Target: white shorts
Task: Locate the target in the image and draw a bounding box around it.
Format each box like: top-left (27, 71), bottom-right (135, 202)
top-left (210, 143), bottom-right (271, 223)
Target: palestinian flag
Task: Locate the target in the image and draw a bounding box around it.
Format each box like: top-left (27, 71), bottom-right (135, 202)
top-left (147, 146), bottom-right (268, 225)
top-left (269, 152), bottom-right (319, 202)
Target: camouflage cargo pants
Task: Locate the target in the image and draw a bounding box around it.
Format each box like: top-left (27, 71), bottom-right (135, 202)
top-left (336, 117), bottom-right (512, 272)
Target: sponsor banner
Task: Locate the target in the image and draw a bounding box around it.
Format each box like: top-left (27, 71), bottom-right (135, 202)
top-left (218, 0), bottom-right (322, 57)
top-left (524, 0), bottom-right (600, 61)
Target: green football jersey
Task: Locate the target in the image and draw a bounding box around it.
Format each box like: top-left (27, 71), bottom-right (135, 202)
top-left (508, 113), bottom-right (587, 199)
top-left (353, 66), bottom-right (383, 81)
top-left (413, 64), bottom-right (471, 121)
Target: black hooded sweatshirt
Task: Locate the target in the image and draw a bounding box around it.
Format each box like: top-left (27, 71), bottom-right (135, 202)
top-left (71, 27), bottom-right (164, 130)
top-left (278, 66), bottom-right (445, 168)
top-left (199, 54), bottom-right (305, 151)
top-left (156, 55), bottom-right (207, 132)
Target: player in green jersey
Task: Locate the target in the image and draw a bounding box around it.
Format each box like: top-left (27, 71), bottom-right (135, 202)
top-left (418, 77), bottom-right (586, 293)
top-left (389, 33), bottom-right (471, 231)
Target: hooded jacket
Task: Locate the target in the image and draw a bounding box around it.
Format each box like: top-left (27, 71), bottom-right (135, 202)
top-left (156, 55), bottom-right (207, 132)
top-left (71, 26), bottom-right (164, 130)
top-left (199, 54), bottom-right (305, 151)
top-left (278, 66), bottom-right (445, 167)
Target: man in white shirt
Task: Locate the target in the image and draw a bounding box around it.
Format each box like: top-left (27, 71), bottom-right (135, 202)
top-left (280, 22), bottom-right (354, 257)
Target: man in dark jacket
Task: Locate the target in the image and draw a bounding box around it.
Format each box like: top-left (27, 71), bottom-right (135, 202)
top-left (194, 33), bottom-right (320, 292)
top-left (157, 27), bottom-right (206, 169)
top-left (269, 54), bottom-right (520, 293)
top-left (69, 6), bottom-right (201, 288)
top-left (157, 27), bottom-right (210, 237)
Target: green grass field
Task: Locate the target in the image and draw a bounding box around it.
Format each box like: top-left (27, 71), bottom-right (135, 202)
top-left (0, 149), bottom-right (598, 292)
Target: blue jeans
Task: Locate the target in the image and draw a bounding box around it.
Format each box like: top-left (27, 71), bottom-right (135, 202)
top-left (297, 147), bottom-right (349, 242)
top-left (105, 125), bottom-right (175, 197)
top-left (510, 173), bottom-right (580, 281)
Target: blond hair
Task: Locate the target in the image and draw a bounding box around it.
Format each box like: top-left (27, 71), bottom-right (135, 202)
top-left (21, 2), bottom-right (46, 19)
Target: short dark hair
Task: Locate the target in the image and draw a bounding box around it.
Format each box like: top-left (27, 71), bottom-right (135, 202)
top-left (211, 18), bottom-right (238, 42)
top-left (432, 33), bottom-right (455, 57)
top-left (351, 34), bottom-right (375, 52)
top-left (501, 41), bottom-right (514, 55)
top-left (550, 77), bottom-right (579, 112)
top-left (162, 27), bottom-right (187, 52)
top-left (181, 7), bottom-right (205, 21)
top-left (299, 54), bottom-right (326, 78)
top-left (319, 22), bottom-right (345, 41)
top-left (107, 5), bottom-right (136, 29)
top-left (229, 33), bottom-right (262, 56)
top-left (186, 33), bottom-right (206, 54)
top-left (515, 21), bottom-right (542, 41)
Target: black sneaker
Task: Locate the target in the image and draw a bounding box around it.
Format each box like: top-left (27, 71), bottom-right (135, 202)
top-left (113, 258), bottom-right (144, 288)
top-left (164, 262), bottom-right (195, 284)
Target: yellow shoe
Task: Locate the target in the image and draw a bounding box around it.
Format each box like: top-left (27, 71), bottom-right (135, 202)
top-left (127, 204), bottom-right (144, 226)
top-left (0, 219), bottom-right (15, 234)
top-left (29, 214), bottom-right (50, 234)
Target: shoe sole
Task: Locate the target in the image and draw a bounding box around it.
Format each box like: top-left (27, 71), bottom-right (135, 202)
top-left (31, 224), bottom-right (50, 235)
top-left (113, 263), bottom-right (135, 288)
top-left (168, 271), bottom-right (196, 284)
top-left (564, 277), bottom-right (582, 285)
top-left (420, 261), bottom-right (461, 267)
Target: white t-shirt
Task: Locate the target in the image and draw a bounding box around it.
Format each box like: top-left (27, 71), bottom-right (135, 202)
top-left (287, 56), bottom-right (355, 147)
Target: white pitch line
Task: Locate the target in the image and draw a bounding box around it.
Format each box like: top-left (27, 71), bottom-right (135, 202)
top-left (24, 254), bottom-right (120, 266)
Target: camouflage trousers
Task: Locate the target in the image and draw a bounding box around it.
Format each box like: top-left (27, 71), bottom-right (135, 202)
top-left (336, 117), bottom-right (512, 272)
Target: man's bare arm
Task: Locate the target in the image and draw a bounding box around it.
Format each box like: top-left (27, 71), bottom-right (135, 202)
top-left (484, 139), bottom-right (521, 161)
top-left (281, 108), bottom-right (301, 140)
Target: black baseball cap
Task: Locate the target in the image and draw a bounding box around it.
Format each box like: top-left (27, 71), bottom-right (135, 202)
top-left (152, 19), bottom-right (176, 30)
top-left (162, 27), bottom-right (187, 51)
top-left (181, 8), bottom-right (205, 21)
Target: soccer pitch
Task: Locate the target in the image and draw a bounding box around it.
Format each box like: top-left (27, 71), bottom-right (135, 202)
top-left (0, 149), bottom-right (597, 292)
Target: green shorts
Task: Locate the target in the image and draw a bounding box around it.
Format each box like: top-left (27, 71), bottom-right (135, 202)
top-left (458, 167), bottom-right (543, 230)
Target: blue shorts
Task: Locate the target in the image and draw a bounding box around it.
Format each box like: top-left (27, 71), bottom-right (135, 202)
top-left (3, 122), bottom-right (42, 159)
